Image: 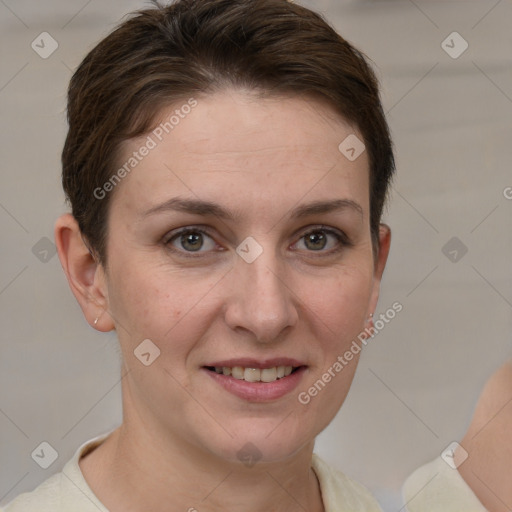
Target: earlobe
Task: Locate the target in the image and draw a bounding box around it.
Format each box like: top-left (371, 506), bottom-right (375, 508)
top-left (54, 213), bottom-right (115, 332)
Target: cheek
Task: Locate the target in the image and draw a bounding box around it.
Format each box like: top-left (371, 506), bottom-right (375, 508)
top-left (104, 256), bottom-right (167, 339)
top-left (307, 265), bottom-right (374, 338)
top-left (106, 259), bottom-right (220, 347)
top-left (298, 268), bottom-right (373, 421)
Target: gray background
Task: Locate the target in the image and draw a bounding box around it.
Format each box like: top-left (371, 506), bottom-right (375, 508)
top-left (1, 0), bottom-right (511, 510)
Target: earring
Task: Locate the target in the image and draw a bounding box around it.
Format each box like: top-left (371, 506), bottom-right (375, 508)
top-left (94, 317), bottom-right (99, 326)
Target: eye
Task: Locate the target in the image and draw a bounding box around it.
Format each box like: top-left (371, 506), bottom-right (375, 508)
top-left (292, 227), bottom-right (349, 253)
top-left (165, 228), bottom-right (217, 254)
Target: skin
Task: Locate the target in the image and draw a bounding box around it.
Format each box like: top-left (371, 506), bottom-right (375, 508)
top-left (55, 89), bottom-right (391, 512)
top-left (457, 360), bottom-right (512, 512)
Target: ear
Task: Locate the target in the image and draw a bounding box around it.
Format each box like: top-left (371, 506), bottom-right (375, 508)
top-left (54, 213), bottom-right (115, 332)
top-left (366, 224), bottom-right (392, 326)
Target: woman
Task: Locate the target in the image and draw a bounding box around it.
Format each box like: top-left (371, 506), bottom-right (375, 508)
top-left (2, 0), bottom-right (394, 510)
top-left (403, 361), bottom-right (512, 512)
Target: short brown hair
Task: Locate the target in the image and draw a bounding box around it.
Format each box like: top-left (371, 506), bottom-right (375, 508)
top-left (62, 0), bottom-right (395, 264)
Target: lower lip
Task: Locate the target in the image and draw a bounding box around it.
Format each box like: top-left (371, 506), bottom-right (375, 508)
top-left (203, 367), bottom-right (307, 402)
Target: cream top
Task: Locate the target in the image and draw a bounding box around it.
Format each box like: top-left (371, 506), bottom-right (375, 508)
top-left (3, 433), bottom-right (382, 511)
top-left (402, 456), bottom-right (487, 512)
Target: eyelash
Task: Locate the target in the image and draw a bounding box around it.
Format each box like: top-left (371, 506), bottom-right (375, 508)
top-left (163, 225), bottom-right (352, 259)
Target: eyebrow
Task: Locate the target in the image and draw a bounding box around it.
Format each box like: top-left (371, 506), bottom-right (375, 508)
top-left (141, 197), bottom-right (363, 221)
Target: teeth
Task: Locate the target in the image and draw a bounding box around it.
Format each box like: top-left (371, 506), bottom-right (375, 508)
top-left (232, 366), bottom-right (244, 379)
top-left (244, 368), bottom-right (260, 382)
top-left (212, 365), bottom-right (296, 382)
top-left (261, 367), bottom-right (277, 382)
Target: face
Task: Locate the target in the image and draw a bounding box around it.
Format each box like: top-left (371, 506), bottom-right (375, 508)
top-left (99, 90), bottom-right (387, 463)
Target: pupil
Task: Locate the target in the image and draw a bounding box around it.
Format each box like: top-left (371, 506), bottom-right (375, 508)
top-left (183, 233), bottom-right (203, 251)
top-left (306, 232), bottom-right (326, 251)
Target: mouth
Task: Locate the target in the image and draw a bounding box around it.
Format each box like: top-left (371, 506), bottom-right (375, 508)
top-left (202, 359), bottom-right (307, 402)
top-left (204, 365), bottom-right (303, 383)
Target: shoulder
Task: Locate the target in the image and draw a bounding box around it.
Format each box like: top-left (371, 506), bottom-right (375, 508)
top-left (402, 456), bottom-right (486, 512)
top-left (2, 434), bottom-right (111, 512)
top-left (403, 361), bottom-right (512, 512)
top-left (312, 453), bottom-right (383, 511)
top-left (2, 471), bottom-right (65, 512)
top-left (457, 360), bottom-right (512, 510)
top-left (2, 466), bottom-right (107, 512)
top-left (467, 361), bottom-right (512, 426)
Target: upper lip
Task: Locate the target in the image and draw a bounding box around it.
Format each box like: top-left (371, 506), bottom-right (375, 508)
top-left (203, 358), bottom-right (306, 369)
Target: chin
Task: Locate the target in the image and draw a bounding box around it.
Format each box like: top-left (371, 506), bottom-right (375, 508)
top-left (203, 419), bottom-right (314, 467)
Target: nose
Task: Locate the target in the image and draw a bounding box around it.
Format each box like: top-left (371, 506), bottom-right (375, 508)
top-left (224, 251), bottom-right (299, 344)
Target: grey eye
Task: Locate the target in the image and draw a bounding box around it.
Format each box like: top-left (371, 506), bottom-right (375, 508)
top-left (295, 230), bottom-right (342, 252)
top-left (169, 230), bottom-right (216, 253)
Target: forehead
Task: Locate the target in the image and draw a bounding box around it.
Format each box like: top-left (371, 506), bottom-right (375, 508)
top-left (110, 90), bottom-right (369, 217)
top-left (163, 90), bottom-right (357, 157)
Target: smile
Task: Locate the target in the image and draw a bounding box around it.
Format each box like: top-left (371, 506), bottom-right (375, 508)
top-left (205, 365), bottom-right (298, 383)
top-left (202, 361), bottom-right (307, 402)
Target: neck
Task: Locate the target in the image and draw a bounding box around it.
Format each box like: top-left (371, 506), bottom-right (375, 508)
top-left (79, 416), bottom-right (324, 512)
